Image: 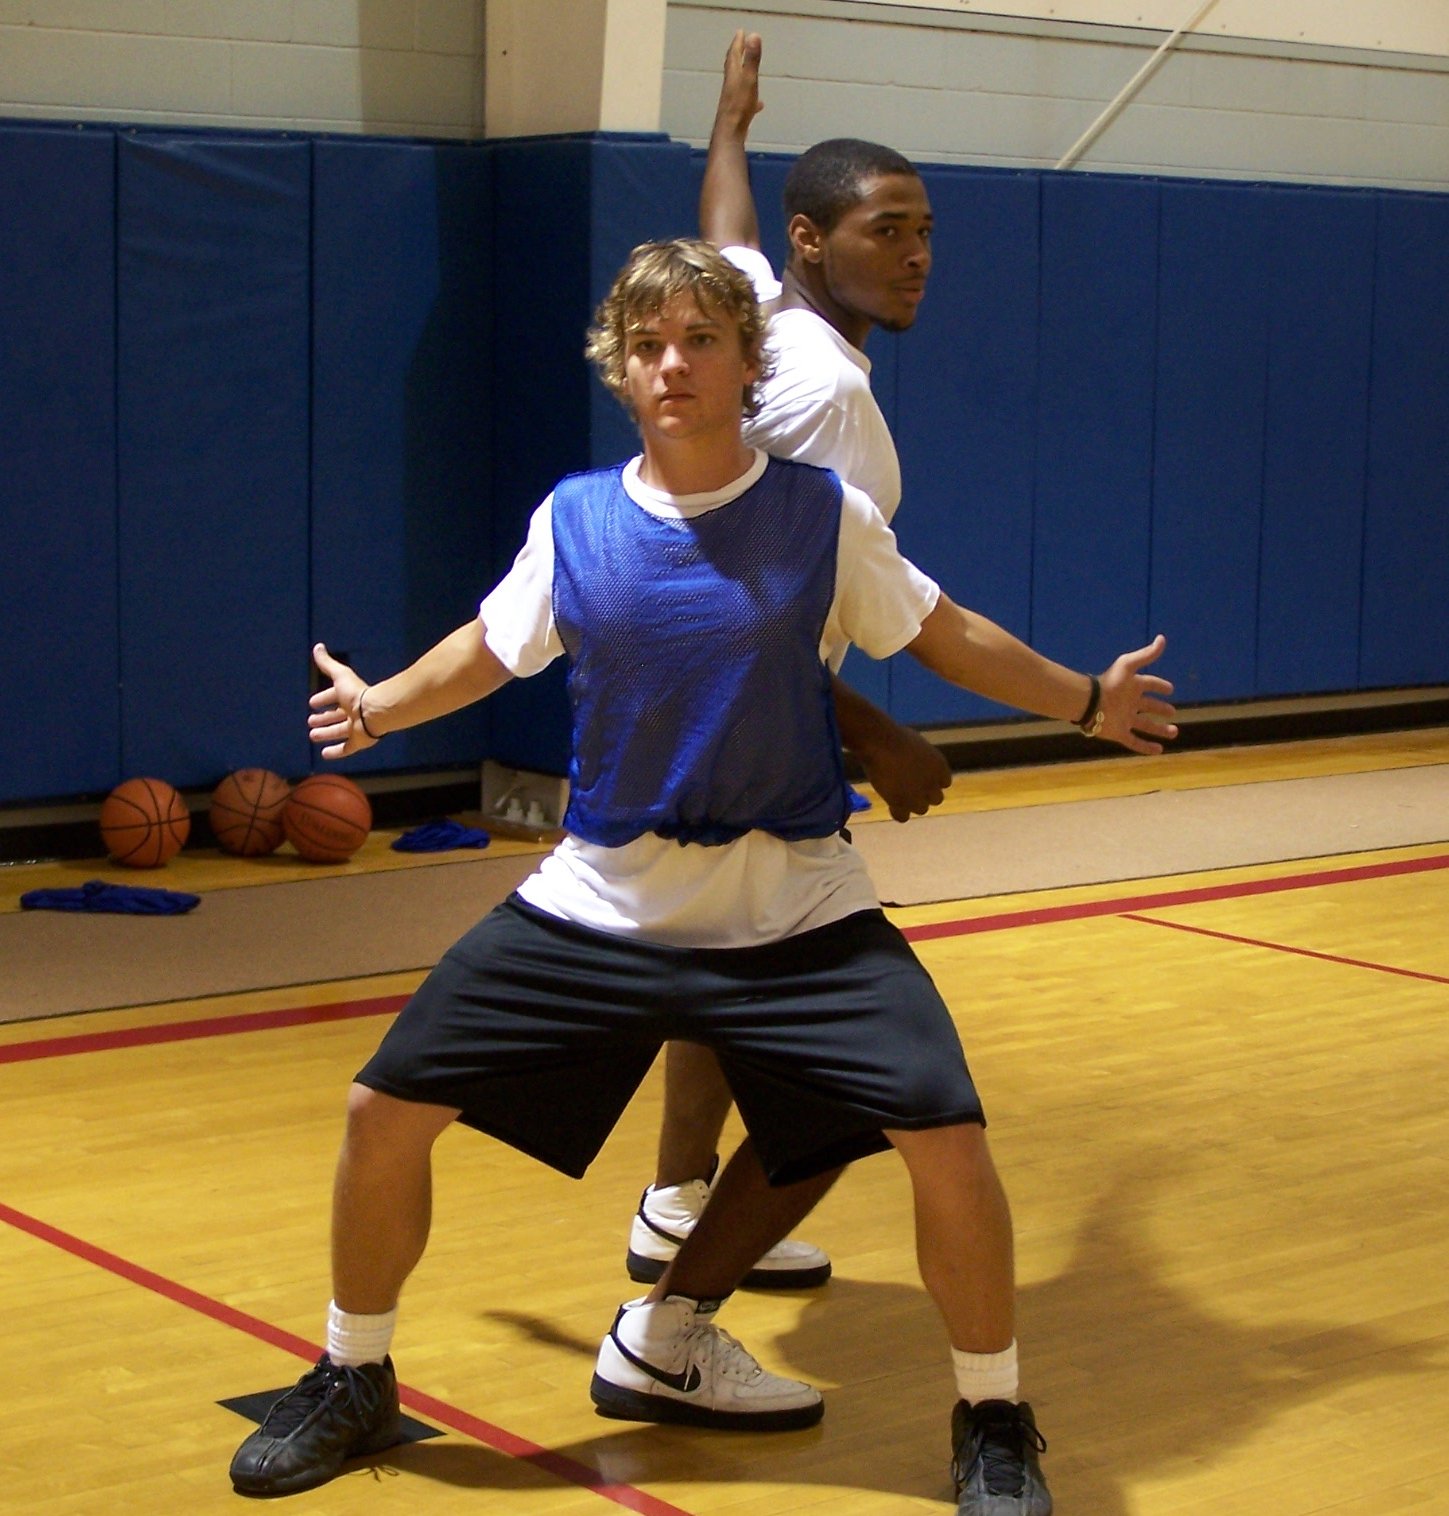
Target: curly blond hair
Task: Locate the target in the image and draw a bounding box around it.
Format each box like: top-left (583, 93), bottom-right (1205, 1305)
top-left (586, 238), bottom-right (774, 418)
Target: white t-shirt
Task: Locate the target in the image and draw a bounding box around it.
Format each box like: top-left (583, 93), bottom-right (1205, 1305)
top-left (480, 451), bottom-right (939, 947)
top-left (728, 245), bottom-right (902, 523)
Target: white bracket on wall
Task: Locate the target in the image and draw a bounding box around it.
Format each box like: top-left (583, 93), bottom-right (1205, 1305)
top-left (480, 760), bottom-right (570, 841)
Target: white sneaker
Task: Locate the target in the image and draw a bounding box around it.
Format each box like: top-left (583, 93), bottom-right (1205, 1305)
top-left (590, 1296), bottom-right (823, 1430)
top-left (626, 1169), bottom-right (832, 1290)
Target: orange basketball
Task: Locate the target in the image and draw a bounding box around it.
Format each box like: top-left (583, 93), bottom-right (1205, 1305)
top-left (209, 768), bottom-right (292, 856)
top-left (99, 777), bottom-right (191, 868)
top-left (283, 773), bottom-right (372, 863)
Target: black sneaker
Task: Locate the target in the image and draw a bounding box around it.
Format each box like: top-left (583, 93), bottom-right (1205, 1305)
top-left (229, 1354), bottom-right (401, 1497)
top-left (951, 1399), bottom-right (1052, 1516)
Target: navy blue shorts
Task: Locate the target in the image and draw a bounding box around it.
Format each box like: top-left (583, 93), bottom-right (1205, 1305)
top-left (356, 896), bottom-right (984, 1185)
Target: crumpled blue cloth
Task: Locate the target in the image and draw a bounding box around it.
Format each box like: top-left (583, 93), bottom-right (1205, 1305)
top-left (20, 880), bottom-right (201, 915)
top-left (391, 819), bottom-right (492, 853)
top-left (848, 787), bottom-right (873, 813)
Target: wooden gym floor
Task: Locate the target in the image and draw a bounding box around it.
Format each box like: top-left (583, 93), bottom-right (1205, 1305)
top-left (2, 730), bottom-right (1447, 1514)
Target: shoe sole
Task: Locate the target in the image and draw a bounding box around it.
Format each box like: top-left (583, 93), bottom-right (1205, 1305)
top-left (230, 1421), bottom-right (403, 1497)
top-left (626, 1249), bottom-right (832, 1291)
top-left (589, 1374), bottom-right (824, 1431)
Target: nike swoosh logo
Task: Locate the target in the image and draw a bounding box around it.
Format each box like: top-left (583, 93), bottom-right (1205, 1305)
top-left (612, 1333), bottom-right (703, 1395)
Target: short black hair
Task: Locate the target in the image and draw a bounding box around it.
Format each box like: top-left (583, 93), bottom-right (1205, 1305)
top-left (783, 138), bottom-right (920, 233)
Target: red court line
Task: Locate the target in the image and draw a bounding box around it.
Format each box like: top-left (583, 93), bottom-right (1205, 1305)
top-left (5, 851), bottom-right (1447, 1067)
top-left (1122, 914), bottom-right (1449, 986)
top-left (0, 994), bottom-right (409, 1064)
top-left (7, 853), bottom-right (1447, 1505)
top-left (0, 1198), bottom-right (693, 1516)
top-left (897, 851), bottom-right (1449, 943)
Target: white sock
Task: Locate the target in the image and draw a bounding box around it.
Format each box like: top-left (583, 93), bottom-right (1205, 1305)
top-left (326, 1300), bottom-right (397, 1367)
top-left (952, 1339), bottom-right (1019, 1405)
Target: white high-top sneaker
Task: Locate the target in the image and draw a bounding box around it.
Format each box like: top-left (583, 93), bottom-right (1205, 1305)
top-left (626, 1167), bottom-right (832, 1290)
top-left (590, 1295), bottom-right (823, 1430)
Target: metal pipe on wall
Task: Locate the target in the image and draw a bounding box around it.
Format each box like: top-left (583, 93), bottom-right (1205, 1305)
top-left (1054, 0), bottom-right (1222, 170)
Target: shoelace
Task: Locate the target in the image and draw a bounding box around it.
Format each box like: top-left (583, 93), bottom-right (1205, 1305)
top-left (957, 1407), bottom-right (1047, 1496)
top-left (260, 1360), bottom-right (385, 1439)
top-left (687, 1321), bottom-right (764, 1383)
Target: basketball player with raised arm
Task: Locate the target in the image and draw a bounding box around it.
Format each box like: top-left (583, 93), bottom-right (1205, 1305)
top-left (618, 32), bottom-right (957, 1304)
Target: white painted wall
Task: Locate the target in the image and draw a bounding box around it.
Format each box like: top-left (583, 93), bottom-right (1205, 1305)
top-left (0, 0), bottom-right (487, 137)
top-left (484, 0), bottom-right (666, 136)
top-left (849, 1), bottom-right (1449, 59)
top-left (1, 0), bottom-right (1445, 188)
top-left (0, 0), bottom-right (670, 139)
top-left (662, 0), bottom-right (1449, 190)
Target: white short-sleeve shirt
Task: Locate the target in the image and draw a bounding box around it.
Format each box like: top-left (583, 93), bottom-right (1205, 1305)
top-left (479, 452), bottom-right (939, 947)
top-left (727, 245), bottom-right (902, 523)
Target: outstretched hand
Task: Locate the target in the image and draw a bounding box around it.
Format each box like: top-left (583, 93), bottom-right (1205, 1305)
top-left (307, 642), bottom-right (376, 761)
top-left (717, 29), bottom-right (764, 136)
top-left (1095, 634), bottom-right (1178, 755)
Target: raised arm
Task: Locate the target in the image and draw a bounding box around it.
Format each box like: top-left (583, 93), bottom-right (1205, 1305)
top-left (907, 596), bottom-right (1178, 755)
top-left (699, 30), bottom-right (765, 250)
top-left (307, 620), bottom-right (513, 761)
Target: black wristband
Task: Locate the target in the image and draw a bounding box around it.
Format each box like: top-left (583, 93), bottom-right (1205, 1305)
top-left (1076, 674), bottom-right (1104, 737)
top-left (357, 688), bottom-right (382, 740)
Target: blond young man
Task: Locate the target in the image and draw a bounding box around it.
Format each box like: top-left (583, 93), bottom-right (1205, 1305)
top-left (229, 240), bottom-right (1173, 1513)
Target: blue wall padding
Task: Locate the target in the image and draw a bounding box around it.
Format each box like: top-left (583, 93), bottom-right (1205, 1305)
top-left (1360, 191), bottom-right (1449, 687)
top-left (1150, 181), bottom-right (1271, 704)
top-left (1032, 175), bottom-right (1159, 678)
top-left (486, 134), bottom-right (697, 776)
top-left (116, 134), bottom-right (312, 785)
top-left (311, 138), bottom-right (493, 773)
top-left (479, 137), bottom-right (597, 777)
top-left (892, 167), bottom-right (1041, 724)
top-left (3, 116), bottom-right (1449, 810)
top-left (586, 137), bottom-right (697, 470)
top-left (0, 126), bottom-right (120, 799)
top-left (1257, 188), bottom-right (1376, 697)
top-left (744, 153), bottom-right (793, 277)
